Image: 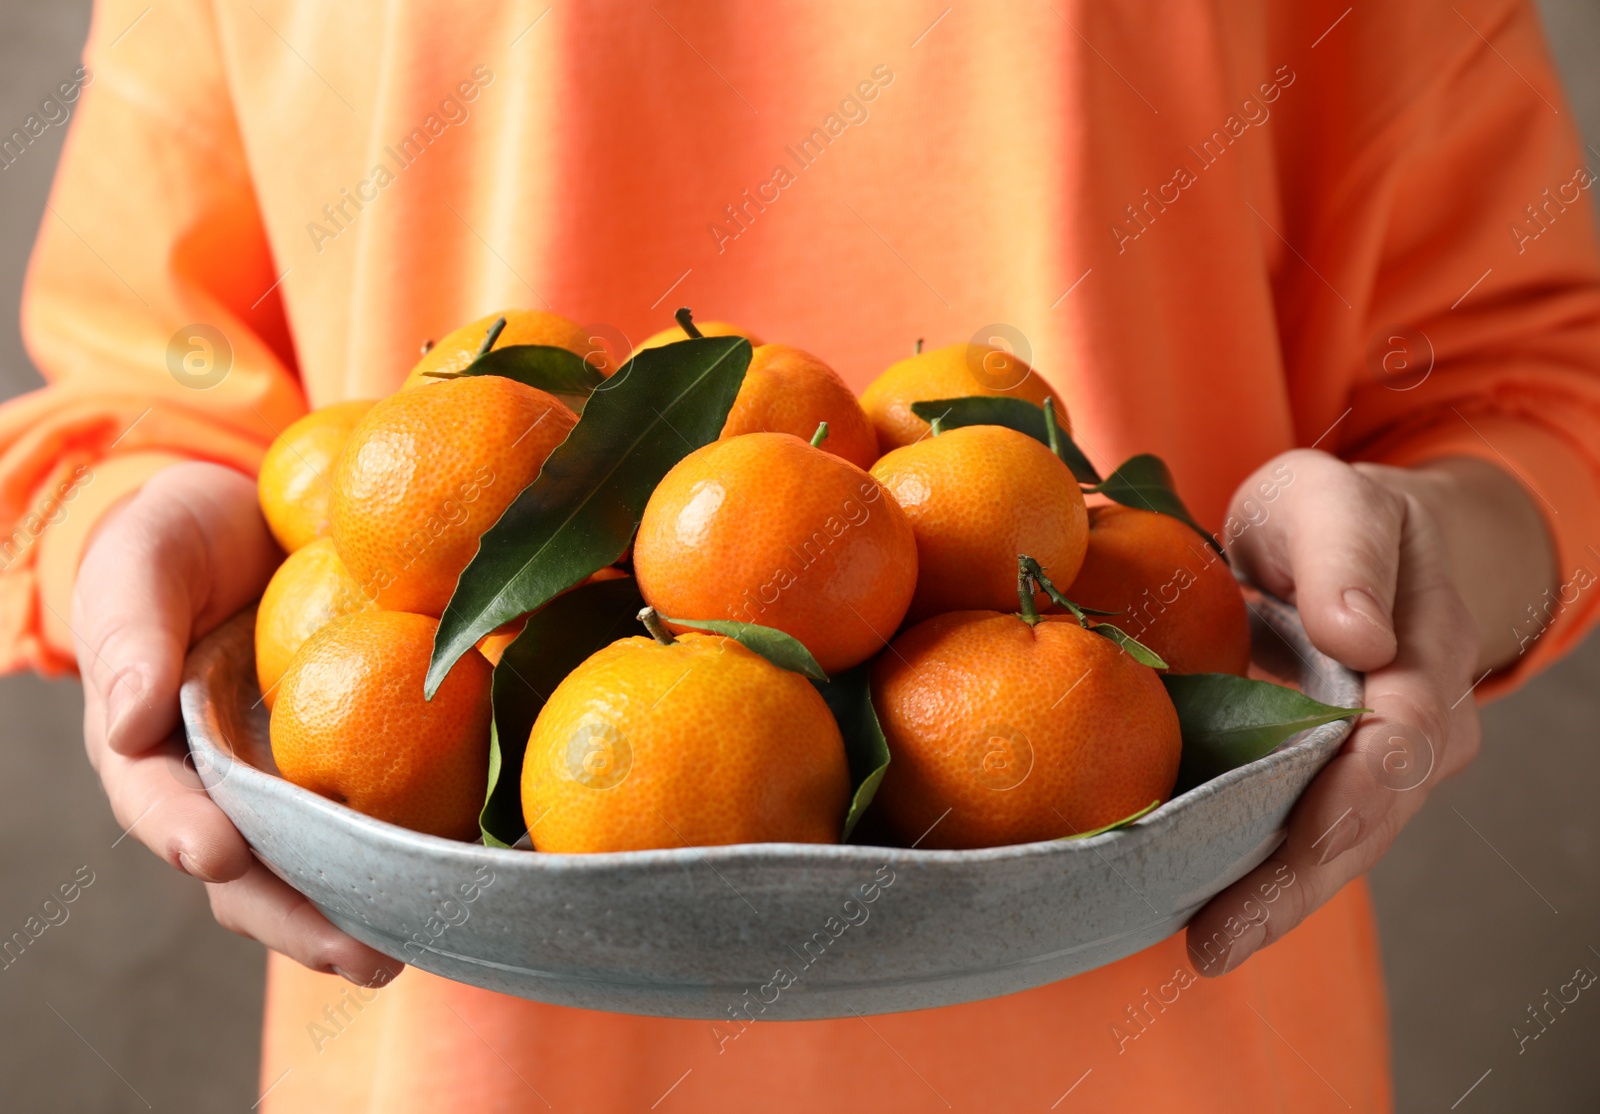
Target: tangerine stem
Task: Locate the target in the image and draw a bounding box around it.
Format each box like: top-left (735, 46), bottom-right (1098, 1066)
top-left (420, 338), bottom-right (435, 355)
top-left (1017, 554), bottom-right (1042, 626)
top-left (637, 607), bottom-right (677, 645)
top-left (674, 307), bottom-right (703, 339)
top-left (1021, 555), bottom-right (1087, 627)
top-left (810, 421), bottom-right (830, 448)
top-left (915, 337), bottom-right (924, 354)
top-left (930, 414), bottom-right (945, 436)
top-left (477, 315), bottom-right (507, 357)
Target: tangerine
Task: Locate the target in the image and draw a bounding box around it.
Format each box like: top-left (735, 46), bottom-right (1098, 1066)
top-left (719, 344), bottom-right (878, 470)
top-left (402, 309), bottom-right (611, 389)
top-left (633, 432), bottom-right (917, 674)
top-left (871, 607), bottom-right (1181, 849)
top-left (271, 611), bottom-right (492, 840)
top-left (860, 342), bottom-right (1060, 452)
top-left (257, 400), bottom-right (375, 552)
top-left (870, 424), bottom-right (1088, 622)
top-left (1066, 505), bottom-right (1251, 675)
top-left (521, 620), bottom-right (848, 852)
top-left (630, 319), bottom-right (761, 359)
top-left (330, 375), bottom-right (576, 615)
top-left (254, 538), bottom-right (375, 709)
top-left (475, 567), bottom-right (629, 666)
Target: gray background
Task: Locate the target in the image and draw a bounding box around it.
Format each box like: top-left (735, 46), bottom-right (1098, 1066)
top-left (0, 3), bottom-right (1596, 1110)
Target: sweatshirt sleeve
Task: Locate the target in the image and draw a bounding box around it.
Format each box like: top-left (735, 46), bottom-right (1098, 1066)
top-left (1289, 0), bottom-right (1600, 699)
top-left (2, 0), bottom-right (307, 673)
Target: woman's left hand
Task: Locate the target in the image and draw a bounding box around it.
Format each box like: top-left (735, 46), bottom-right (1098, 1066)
top-left (1185, 448), bottom-right (1551, 975)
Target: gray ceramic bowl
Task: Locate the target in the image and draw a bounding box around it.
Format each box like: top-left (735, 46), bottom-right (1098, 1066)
top-left (179, 590), bottom-right (1359, 1020)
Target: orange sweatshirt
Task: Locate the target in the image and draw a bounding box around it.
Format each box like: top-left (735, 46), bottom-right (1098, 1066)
top-left (11, 1), bottom-right (1600, 1109)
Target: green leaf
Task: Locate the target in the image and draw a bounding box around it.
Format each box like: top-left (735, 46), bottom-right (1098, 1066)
top-left (482, 722), bottom-right (516, 848)
top-left (1090, 623), bottom-right (1169, 669)
top-left (811, 666), bottom-right (891, 841)
top-left (1059, 799), bottom-right (1159, 841)
top-left (1163, 673), bottom-right (1369, 789)
top-left (910, 396), bottom-right (1101, 483)
top-left (480, 576), bottom-right (646, 847)
top-left (427, 336), bottom-right (752, 697)
top-left (453, 344), bottom-right (606, 412)
top-left (911, 395), bottom-right (1041, 439)
top-left (1087, 454), bottom-right (1224, 558)
top-left (659, 617), bottom-right (827, 681)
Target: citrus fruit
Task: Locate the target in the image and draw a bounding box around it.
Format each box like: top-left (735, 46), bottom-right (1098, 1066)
top-left (329, 375), bottom-right (576, 615)
top-left (871, 609), bottom-right (1181, 849)
top-left (860, 342), bottom-right (1061, 452)
top-left (719, 344), bottom-right (878, 470)
top-left (254, 538), bottom-right (376, 709)
top-left (630, 319), bottom-right (762, 359)
top-left (270, 611), bottom-right (492, 840)
top-left (521, 621), bottom-right (848, 852)
top-left (475, 620), bottom-right (526, 669)
top-left (869, 424), bottom-right (1088, 622)
top-left (633, 432), bottom-right (918, 674)
top-left (1066, 505), bottom-right (1250, 675)
top-left (402, 309), bottom-right (611, 389)
top-left (257, 400), bottom-right (375, 552)
top-left (475, 568), bottom-right (629, 666)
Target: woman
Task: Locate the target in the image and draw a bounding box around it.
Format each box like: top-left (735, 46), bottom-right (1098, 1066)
top-left (6, 1), bottom-right (1597, 1108)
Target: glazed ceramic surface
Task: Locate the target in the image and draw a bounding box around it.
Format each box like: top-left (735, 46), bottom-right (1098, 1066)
top-left (180, 590), bottom-right (1360, 1020)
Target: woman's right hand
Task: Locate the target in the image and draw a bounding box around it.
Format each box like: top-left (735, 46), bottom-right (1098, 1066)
top-left (71, 461), bottom-right (400, 986)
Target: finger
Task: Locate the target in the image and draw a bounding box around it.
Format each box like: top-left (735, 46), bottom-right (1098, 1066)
top-left (207, 860), bottom-right (403, 987)
top-left (1184, 789), bottom-right (1420, 979)
top-left (1228, 450), bottom-right (1405, 671)
top-left (89, 686), bottom-right (399, 988)
top-left (1187, 700), bottom-right (1447, 979)
top-left (1187, 708), bottom-right (1448, 978)
top-left (71, 492), bottom-right (198, 757)
top-left (70, 463), bottom-right (278, 757)
top-left (94, 728), bottom-right (254, 884)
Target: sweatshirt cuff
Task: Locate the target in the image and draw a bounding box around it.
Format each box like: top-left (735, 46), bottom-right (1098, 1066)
top-left (1363, 413), bottom-right (1600, 701)
top-left (0, 450), bottom-right (189, 673)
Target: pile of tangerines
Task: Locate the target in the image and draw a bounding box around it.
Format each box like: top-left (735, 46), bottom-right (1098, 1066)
top-left (254, 308), bottom-right (1266, 856)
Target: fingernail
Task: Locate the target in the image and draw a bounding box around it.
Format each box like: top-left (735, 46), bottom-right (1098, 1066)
top-left (104, 671), bottom-right (146, 748)
top-left (335, 965), bottom-right (396, 988)
top-left (1221, 922), bottom-right (1267, 974)
top-left (1342, 588), bottom-right (1390, 634)
top-left (177, 850), bottom-right (224, 884)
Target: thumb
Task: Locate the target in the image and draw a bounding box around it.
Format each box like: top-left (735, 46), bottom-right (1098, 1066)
top-left (1228, 451), bottom-right (1403, 672)
top-left (71, 463), bottom-right (278, 756)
